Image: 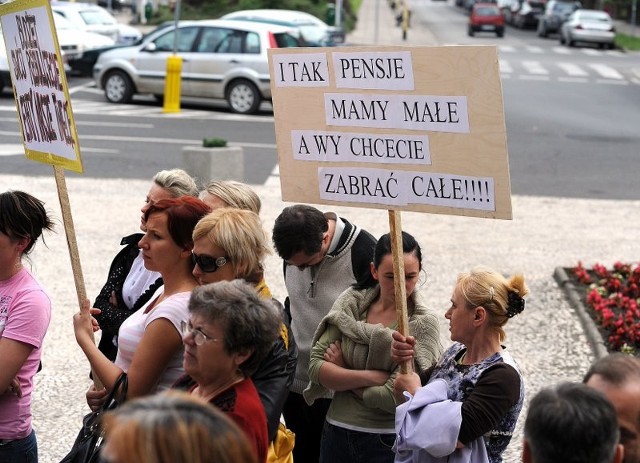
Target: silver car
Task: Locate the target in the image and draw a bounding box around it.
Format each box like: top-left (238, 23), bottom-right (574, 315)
top-left (560, 9), bottom-right (616, 49)
top-left (93, 19), bottom-right (300, 114)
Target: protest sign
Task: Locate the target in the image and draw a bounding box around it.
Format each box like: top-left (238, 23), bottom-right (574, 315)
top-left (268, 46), bottom-right (512, 220)
top-left (0, 0), bottom-right (82, 173)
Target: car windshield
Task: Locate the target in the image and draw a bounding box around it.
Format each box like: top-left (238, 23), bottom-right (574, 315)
top-left (554, 2), bottom-right (577, 13)
top-left (477, 6), bottom-right (500, 14)
top-left (579, 11), bottom-right (610, 21)
top-left (79, 9), bottom-right (117, 25)
top-left (53, 11), bottom-right (77, 30)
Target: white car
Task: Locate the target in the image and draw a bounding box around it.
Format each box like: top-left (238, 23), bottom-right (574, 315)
top-left (560, 9), bottom-right (616, 49)
top-left (51, 1), bottom-right (121, 43)
top-left (53, 11), bottom-right (115, 63)
top-left (93, 19), bottom-right (301, 114)
top-left (222, 9), bottom-right (345, 46)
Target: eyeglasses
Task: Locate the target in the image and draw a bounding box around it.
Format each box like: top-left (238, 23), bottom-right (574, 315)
top-left (191, 252), bottom-right (229, 273)
top-left (181, 320), bottom-right (220, 346)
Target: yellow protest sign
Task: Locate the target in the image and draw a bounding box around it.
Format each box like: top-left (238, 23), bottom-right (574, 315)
top-left (0, 0), bottom-right (83, 173)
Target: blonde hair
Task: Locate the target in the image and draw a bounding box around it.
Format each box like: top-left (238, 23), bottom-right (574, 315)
top-left (153, 169), bottom-right (199, 198)
top-left (200, 181), bottom-right (261, 214)
top-left (192, 208), bottom-right (270, 279)
top-left (456, 266), bottom-right (528, 342)
top-left (101, 391), bottom-right (257, 463)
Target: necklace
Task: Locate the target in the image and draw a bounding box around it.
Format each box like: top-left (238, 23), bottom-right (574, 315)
top-left (194, 375), bottom-right (244, 402)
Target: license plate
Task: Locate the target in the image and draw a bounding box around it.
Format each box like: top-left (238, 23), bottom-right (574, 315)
top-left (481, 25), bottom-right (495, 30)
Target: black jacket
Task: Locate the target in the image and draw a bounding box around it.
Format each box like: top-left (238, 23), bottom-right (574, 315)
top-left (93, 233), bottom-right (163, 361)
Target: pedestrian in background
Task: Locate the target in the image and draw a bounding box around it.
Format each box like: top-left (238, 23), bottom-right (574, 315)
top-left (0, 190), bottom-right (54, 462)
top-left (584, 353), bottom-right (640, 463)
top-left (393, 266), bottom-right (527, 463)
top-left (523, 382), bottom-right (623, 463)
top-left (100, 391), bottom-right (257, 463)
top-left (93, 168), bottom-right (198, 362)
top-left (272, 204), bottom-right (377, 463)
top-left (305, 231), bottom-right (442, 463)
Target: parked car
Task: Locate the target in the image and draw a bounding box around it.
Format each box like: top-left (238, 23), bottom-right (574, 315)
top-left (221, 9), bottom-right (345, 46)
top-left (502, 0), bottom-right (547, 28)
top-left (560, 9), bottom-right (615, 48)
top-left (51, 1), bottom-right (120, 43)
top-left (53, 10), bottom-right (115, 64)
top-left (468, 2), bottom-right (505, 36)
top-left (52, 1), bottom-right (142, 44)
top-left (537, 0), bottom-right (581, 37)
top-left (93, 19), bottom-right (301, 114)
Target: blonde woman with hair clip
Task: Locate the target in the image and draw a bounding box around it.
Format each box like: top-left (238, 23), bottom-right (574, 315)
top-left (100, 391), bottom-right (258, 463)
top-left (392, 266), bottom-right (528, 463)
top-left (199, 180), bottom-right (261, 214)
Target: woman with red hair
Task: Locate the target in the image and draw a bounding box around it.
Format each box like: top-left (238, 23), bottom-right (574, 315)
top-left (73, 196), bottom-right (210, 398)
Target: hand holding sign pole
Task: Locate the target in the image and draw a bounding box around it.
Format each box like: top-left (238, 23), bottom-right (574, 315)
top-left (0, 0), bottom-right (102, 389)
top-left (389, 210), bottom-right (413, 374)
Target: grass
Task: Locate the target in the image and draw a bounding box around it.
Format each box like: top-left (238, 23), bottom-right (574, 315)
top-left (616, 32), bottom-right (640, 50)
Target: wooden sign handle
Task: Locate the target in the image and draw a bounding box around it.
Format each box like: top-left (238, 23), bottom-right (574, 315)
top-left (389, 210), bottom-right (413, 374)
top-left (53, 166), bottom-right (103, 390)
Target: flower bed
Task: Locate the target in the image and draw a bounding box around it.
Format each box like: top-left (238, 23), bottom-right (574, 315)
top-left (570, 261), bottom-right (640, 355)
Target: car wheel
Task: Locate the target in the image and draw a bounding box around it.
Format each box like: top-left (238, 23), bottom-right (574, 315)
top-left (559, 33), bottom-right (565, 44)
top-left (497, 29), bottom-right (504, 38)
top-left (568, 36), bottom-right (575, 47)
top-left (226, 79), bottom-right (261, 115)
top-left (468, 25), bottom-right (474, 36)
top-left (608, 42), bottom-right (616, 50)
top-left (103, 70), bottom-right (134, 104)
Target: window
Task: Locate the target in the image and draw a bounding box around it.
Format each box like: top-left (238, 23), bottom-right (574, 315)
top-left (197, 27), bottom-right (225, 53)
top-left (154, 27), bottom-right (199, 52)
top-left (216, 29), bottom-right (245, 53)
top-left (245, 32), bottom-right (260, 54)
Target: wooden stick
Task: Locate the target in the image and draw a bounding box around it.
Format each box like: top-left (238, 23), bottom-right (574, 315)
top-left (53, 166), bottom-right (103, 390)
top-left (389, 210), bottom-right (413, 374)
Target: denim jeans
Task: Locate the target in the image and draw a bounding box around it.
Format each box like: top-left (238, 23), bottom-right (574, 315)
top-left (319, 421), bottom-right (396, 463)
top-left (0, 429), bottom-right (38, 463)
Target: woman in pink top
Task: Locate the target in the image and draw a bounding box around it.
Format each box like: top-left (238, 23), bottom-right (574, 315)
top-left (73, 197), bottom-right (209, 399)
top-left (0, 191), bottom-right (54, 462)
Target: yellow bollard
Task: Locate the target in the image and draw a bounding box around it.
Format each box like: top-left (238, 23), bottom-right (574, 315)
top-left (163, 54), bottom-right (182, 113)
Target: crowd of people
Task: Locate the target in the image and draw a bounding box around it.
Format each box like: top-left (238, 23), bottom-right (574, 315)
top-left (1, 174), bottom-right (639, 463)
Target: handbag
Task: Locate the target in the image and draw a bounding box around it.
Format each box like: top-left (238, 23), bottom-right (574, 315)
top-left (267, 423), bottom-right (295, 463)
top-left (60, 373), bottom-right (128, 463)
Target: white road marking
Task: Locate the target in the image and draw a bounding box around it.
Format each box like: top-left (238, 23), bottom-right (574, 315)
top-left (557, 62), bottom-right (588, 77)
top-left (589, 63), bottom-right (624, 79)
top-left (522, 61), bottom-right (549, 75)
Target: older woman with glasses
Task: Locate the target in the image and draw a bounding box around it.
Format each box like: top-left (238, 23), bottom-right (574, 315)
top-left (190, 208), bottom-right (297, 445)
top-left (175, 280), bottom-right (282, 463)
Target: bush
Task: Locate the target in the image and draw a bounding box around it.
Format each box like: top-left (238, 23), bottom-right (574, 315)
top-left (571, 261), bottom-right (640, 355)
top-left (202, 137), bottom-right (228, 148)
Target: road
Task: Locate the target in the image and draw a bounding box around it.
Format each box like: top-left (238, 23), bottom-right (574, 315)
top-left (1, 0), bottom-right (639, 199)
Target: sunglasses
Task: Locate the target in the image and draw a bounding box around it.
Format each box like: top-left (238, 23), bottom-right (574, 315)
top-left (191, 252), bottom-right (229, 273)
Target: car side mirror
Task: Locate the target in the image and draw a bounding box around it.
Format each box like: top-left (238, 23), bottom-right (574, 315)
top-left (142, 42), bottom-right (157, 52)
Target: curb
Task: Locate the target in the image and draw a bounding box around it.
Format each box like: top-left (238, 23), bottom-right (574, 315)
top-left (553, 267), bottom-right (609, 360)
